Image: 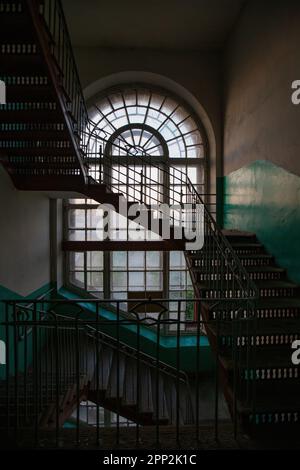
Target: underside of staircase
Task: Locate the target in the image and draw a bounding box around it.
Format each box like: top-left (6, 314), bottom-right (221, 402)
top-left (0, 326), bottom-right (194, 434)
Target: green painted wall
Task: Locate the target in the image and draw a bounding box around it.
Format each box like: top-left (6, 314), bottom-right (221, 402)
top-left (58, 288), bottom-right (214, 373)
top-left (0, 283), bottom-right (55, 378)
top-left (223, 160), bottom-right (300, 283)
top-left (0, 284), bottom-right (215, 377)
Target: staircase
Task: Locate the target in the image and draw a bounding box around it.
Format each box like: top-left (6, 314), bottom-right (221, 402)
top-left (1, 0), bottom-right (300, 449)
top-left (0, 314), bottom-right (194, 435)
top-left (0, 0), bottom-right (87, 186)
top-left (186, 230), bottom-right (300, 436)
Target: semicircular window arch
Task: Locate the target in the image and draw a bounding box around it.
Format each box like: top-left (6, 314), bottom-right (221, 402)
top-left (89, 86), bottom-right (206, 161)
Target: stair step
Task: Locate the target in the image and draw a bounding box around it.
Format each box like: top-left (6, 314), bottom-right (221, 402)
top-left (238, 382), bottom-right (300, 418)
top-left (0, 54), bottom-right (45, 74)
top-left (225, 242), bottom-right (264, 254)
top-left (0, 131), bottom-right (69, 143)
top-left (6, 84), bottom-right (55, 101)
top-left (0, 3), bottom-right (24, 14)
top-left (189, 253), bottom-right (275, 268)
top-left (221, 348), bottom-right (299, 380)
top-left (193, 266), bottom-right (286, 282)
top-left (208, 318), bottom-right (300, 348)
top-left (209, 297), bottom-right (300, 323)
top-left (0, 109), bottom-right (63, 123)
top-left (0, 25), bottom-right (34, 43)
top-left (198, 280), bottom-right (298, 299)
top-left (222, 230), bottom-right (257, 242)
top-left (4, 162), bottom-right (81, 171)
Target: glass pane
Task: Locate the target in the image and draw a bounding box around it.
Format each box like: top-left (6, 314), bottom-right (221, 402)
top-left (128, 252), bottom-right (145, 269)
top-left (129, 272), bottom-right (145, 289)
top-left (146, 271), bottom-right (162, 290)
top-left (112, 272), bottom-right (127, 291)
top-left (146, 251), bottom-right (161, 268)
top-left (68, 230), bottom-right (85, 241)
top-left (86, 209), bottom-right (101, 228)
top-left (169, 271), bottom-right (186, 289)
top-left (187, 167), bottom-right (197, 184)
top-left (170, 251), bottom-right (185, 268)
top-left (69, 271), bottom-right (84, 289)
top-left (69, 199), bottom-right (86, 205)
top-left (69, 209), bottom-right (85, 228)
top-left (87, 272), bottom-right (103, 290)
top-left (87, 230), bottom-right (100, 241)
top-left (87, 252), bottom-right (103, 270)
top-left (186, 145), bottom-right (204, 159)
top-left (69, 252), bottom-right (84, 271)
top-left (112, 252), bottom-right (127, 270)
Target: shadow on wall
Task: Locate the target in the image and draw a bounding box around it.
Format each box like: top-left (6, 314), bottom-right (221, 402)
top-left (223, 160), bottom-right (300, 283)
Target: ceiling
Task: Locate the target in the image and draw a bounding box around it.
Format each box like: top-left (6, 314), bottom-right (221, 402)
top-left (62, 0), bottom-right (246, 50)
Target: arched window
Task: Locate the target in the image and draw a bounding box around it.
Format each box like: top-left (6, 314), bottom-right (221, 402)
top-left (90, 87), bottom-right (205, 158)
top-left (66, 85), bottom-right (208, 326)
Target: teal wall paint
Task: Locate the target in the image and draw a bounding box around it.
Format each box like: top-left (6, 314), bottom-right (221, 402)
top-left (223, 160), bottom-right (300, 283)
top-left (58, 288), bottom-right (214, 373)
top-left (0, 283), bottom-right (55, 378)
top-left (0, 283), bottom-right (214, 378)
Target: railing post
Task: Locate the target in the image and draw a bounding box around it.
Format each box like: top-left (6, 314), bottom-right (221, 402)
top-left (13, 303), bottom-right (19, 442)
top-left (33, 302), bottom-right (39, 446)
top-left (5, 302), bottom-right (10, 433)
top-left (176, 300), bottom-right (181, 447)
top-left (96, 301), bottom-right (100, 446)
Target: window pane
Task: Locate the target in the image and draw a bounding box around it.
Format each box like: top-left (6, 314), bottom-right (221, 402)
top-left (128, 252), bottom-right (144, 269)
top-left (112, 272), bottom-right (127, 291)
top-left (129, 272), bottom-right (145, 289)
top-left (169, 271), bottom-right (186, 289)
top-left (69, 252), bottom-right (84, 270)
top-left (112, 252), bottom-right (127, 270)
top-left (87, 252), bottom-right (103, 270)
top-left (146, 272), bottom-right (162, 290)
top-left (146, 251), bottom-right (161, 268)
top-left (170, 251), bottom-right (185, 268)
top-left (69, 272), bottom-right (84, 289)
top-left (68, 209), bottom-right (85, 228)
top-left (87, 272), bottom-right (103, 291)
top-left (68, 230), bottom-right (85, 241)
top-left (87, 209), bottom-right (101, 228)
top-left (87, 230), bottom-right (100, 241)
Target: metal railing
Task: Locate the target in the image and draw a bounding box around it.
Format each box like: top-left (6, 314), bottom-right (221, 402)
top-left (0, 297), bottom-right (258, 449)
top-left (37, 0), bottom-right (88, 141)
top-left (81, 121), bottom-right (259, 301)
top-left (28, 0), bottom-right (253, 303)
